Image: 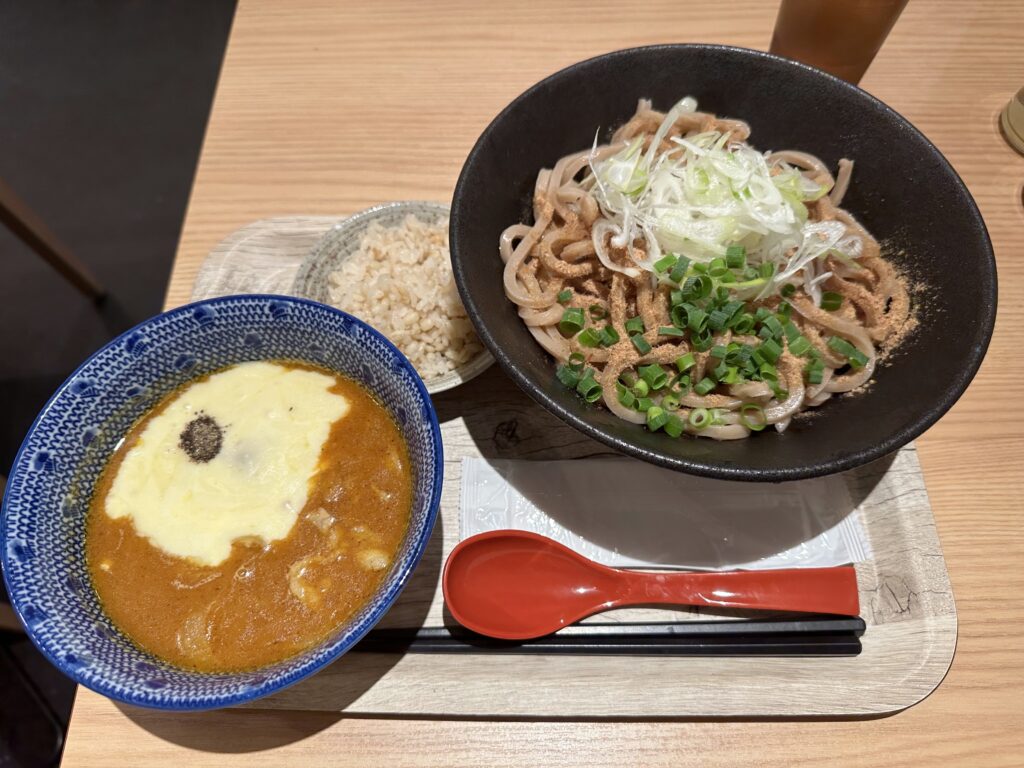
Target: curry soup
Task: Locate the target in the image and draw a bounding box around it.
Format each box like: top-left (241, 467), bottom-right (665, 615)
top-left (86, 361), bottom-right (413, 673)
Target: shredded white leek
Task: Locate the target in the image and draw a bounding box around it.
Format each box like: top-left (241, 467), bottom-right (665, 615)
top-left (586, 97), bottom-right (856, 300)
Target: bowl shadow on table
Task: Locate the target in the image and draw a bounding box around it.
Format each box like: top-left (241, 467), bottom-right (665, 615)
top-left (433, 364), bottom-right (893, 570)
top-left (112, 511), bottom-right (446, 751)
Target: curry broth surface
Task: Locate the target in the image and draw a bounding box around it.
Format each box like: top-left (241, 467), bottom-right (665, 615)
top-left (86, 362), bottom-right (413, 672)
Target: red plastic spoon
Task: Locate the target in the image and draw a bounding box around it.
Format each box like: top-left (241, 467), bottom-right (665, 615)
top-left (442, 530), bottom-right (860, 640)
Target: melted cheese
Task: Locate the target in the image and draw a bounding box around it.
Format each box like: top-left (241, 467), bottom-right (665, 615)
top-left (104, 361), bottom-right (350, 566)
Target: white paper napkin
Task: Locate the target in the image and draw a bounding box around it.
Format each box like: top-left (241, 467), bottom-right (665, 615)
top-left (460, 457), bottom-right (872, 571)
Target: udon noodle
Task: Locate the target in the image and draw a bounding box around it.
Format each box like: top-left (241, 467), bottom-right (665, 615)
top-left (500, 97), bottom-right (910, 440)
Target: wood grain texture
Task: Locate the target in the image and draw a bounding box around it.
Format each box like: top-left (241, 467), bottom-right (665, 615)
top-left (62, 0), bottom-right (1024, 764)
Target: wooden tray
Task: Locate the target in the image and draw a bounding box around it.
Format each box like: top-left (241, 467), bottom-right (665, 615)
top-left (191, 216), bottom-right (957, 718)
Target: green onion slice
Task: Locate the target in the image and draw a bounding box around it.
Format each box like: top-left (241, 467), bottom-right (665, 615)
top-left (760, 338), bottom-right (783, 364)
top-left (694, 377), bottom-right (716, 396)
top-left (559, 307), bottom-right (585, 336)
top-left (763, 316), bottom-right (784, 339)
top-left (789, 335), bottom-right (812, 357)
top-left (708, 308), bottom-right (731, 332)
top-left (664, 414), bottom-right (685, 438)
top-left (827, 335), bottom-right (869, 368)
top-left (675, 353), bottom-right (696, 372)
top-left (708, 257), bottom-right (728, 278)
top-left (653, 254), bottom-right (678, 273)
top-left (576, 373), bottom-right (602, 402)
top-left (625, 316), bottom-right (645, 335)
top-left (821, 291), bottom-right (843, 311)
top-left (646, 406), bottom-right (669, 431)
top-left (556, 364), bottom-right (580, 388)
top-left (577, 328), bottom-right (603, 348)
top-left (639, 363), bottom-right (669, 391)
top-left (732, 313), bottom-right (755, 334)
top-left (617, 384), bottom-right (636, 408)
top-left (669, 257), bottom-right (691, 284)
top-left (688, 407), bottom-right (712, 430)
top-left (740, 403), bottom-right (767, 431)
top-left (599, 326), bottom-right (620, 347)
top-left (726, 245), bottom-right (746, 270)
top-left (687, 307), bottom-right (709, 333)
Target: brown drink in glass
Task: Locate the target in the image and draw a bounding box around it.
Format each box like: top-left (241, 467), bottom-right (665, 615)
top-left (769, 0), bottom-right (910, 84)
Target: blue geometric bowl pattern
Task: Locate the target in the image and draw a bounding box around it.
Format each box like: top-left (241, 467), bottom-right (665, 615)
top-left (0, 295), bottom-right (443, 710)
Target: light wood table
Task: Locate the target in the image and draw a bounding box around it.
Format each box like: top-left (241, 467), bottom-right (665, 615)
top-left (62, 0), bottom-right (1024, 764)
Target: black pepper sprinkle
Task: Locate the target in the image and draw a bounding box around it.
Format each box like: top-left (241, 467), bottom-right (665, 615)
top-left (178, 414), bottom-right (223, 463)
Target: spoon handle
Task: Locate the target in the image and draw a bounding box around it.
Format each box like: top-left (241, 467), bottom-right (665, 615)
top-left (618, 566), bottom-right (860, 617)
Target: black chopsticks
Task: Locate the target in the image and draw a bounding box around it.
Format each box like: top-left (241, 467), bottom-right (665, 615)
top-left (354, 616), bottom-right (865, 657)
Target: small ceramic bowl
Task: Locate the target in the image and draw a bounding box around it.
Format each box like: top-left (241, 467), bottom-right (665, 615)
top-left (292, 201), bottom-right (493, 394)
top-left (0, 295), bottom-right (443, 710)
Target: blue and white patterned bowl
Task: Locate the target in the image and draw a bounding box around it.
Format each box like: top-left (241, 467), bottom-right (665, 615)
top-left (0, 294), bottom-right (443, 710)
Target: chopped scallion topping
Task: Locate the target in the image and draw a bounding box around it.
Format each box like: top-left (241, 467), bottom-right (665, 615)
top-left (760, 338), bottom-right (783, 364)
top-left (687, 307), bottom-right (709, 333)
top-left (708, 308), bottom-right (731, 332)
top-left (789, 335), bottom-right (812, 357)
top-left (654, 254), bottom-right (678, 273)
top-left (726, 247), bottom-right (746, 270)
top-left (821, 291), bottom-right (843, 311)
top-left (827, 336), bottom-right (869, 368)
top-left (646, 406), bottom-right (669, 431)
top-left (664, 414), bottom-right (685, 438)
top-left (617, 384), bottom-right (636, 408)
top-left (669, 257), bottom-right (690, 284)
top-left (576, 373), bottom-right (602, 402)
top-left (639, 363), bottom-right (669, 390)
top-left (577, 328), bottom-right (603, 348)
top-left (694, 377), bottom-right (716, 396)
top-left (732, 313), bottom-right (755, 334)
top-left (599, 326), bottom-right (620, 346)
top-left (740, 403), bottom-right (767, 431)
top-left (675, 352), bottom-right (696, 372)
top-left (688, 407), bottom-right (712, 430)
top-left (556, 364), bottom-right (580, 388)
top-left (763, 316), bottom-right (784, 339)
top-left (559, 307), bottom-right (585, 336)
top-left (631, 334), bottom-right (652, 355)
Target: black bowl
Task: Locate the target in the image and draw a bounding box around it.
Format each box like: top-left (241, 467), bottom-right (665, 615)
top-left (450, 44), bottom-right (996, 481)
